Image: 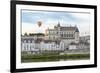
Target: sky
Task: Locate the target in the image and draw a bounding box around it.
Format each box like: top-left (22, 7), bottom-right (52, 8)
top-left (21, 10), bottom-right (90, 36)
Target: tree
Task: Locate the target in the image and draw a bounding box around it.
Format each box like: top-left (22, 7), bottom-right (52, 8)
top-left (24, 32), bottom-right (28, 36)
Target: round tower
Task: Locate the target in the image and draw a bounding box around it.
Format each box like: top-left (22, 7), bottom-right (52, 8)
top-left (75, 26), bottom-right (79, 43)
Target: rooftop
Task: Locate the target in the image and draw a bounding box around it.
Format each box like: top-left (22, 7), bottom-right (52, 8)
top-left (48, 23), bottom-right (79, 32)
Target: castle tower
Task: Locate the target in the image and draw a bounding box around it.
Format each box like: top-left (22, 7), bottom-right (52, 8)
top-left (75, 26), bottom-right (79, 43)
top-left (57, 22), bottom-right (61, 39)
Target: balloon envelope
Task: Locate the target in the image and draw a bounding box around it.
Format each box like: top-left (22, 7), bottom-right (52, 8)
top-left (37, 21), bottom-right (42, 27)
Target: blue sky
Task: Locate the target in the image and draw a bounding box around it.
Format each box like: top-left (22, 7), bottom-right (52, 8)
top-left (21, 10), bottom-right (90, 36)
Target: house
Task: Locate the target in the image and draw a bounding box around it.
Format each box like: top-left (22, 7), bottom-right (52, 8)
top-left (69, 42), bottom-right (78, 50)
top-left (21, 36), bottom-right (40, 54)
top-left (79, 35), bottom-right (90, 43)
top-left (40, 40), bottom-right (65, 51)
top-left (21, 36), bottom-right (65, 54)
top-left (78, 41), bottom-right (90, 49)
top-left (69, 41), bottom-right (90, 50)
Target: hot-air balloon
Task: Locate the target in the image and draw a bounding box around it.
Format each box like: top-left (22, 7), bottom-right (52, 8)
top-left (37, 21), bottom-right (42, 27)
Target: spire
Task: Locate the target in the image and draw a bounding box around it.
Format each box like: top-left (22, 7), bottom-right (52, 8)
top-left (57, 22), bottom-right (60, 27)
top-left (75, 27), bottom-right (79, 32)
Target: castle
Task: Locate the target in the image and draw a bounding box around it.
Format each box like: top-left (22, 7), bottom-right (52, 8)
top-left (45, 23), bottom-right (79, 48)
top-left (21, 23), bottom-right (89, 54)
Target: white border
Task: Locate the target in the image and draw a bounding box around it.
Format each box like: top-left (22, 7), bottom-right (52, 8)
top-left (16, 4), bottom-right (94, 69)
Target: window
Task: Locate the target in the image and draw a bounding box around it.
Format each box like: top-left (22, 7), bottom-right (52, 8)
top-left (24, 40), bottom-right (26, 43)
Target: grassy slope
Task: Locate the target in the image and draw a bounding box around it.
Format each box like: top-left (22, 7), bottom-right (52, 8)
top-left (21, 53), bottom-right (90, 63)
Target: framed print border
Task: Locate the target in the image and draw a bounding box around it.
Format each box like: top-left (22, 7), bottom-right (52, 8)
top-left (10, 0), bottom-right (97, 73)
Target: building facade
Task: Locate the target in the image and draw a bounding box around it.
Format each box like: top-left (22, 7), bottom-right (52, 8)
top-left (46, 23), bottom-right (79, 49)
top-left (21, 36), bottom-right (65, 54)
top-left (21, 23), bottom-right (90, 54)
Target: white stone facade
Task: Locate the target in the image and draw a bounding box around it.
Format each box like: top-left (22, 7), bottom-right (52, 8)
top-left (21, 24), bottom-right (90, 54)
top-left (21, 37), bottom-right (65, 53)
top-left (46, 23), bottom-right (79, 48)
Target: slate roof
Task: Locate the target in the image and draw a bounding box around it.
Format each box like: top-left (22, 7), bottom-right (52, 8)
top-left (21, 37), bottom-right (34, 43)
top-left (47, 23), bottom-right (79, 32)
top-left (79, 41), bottom-right (90, 45)
top-left (44, 40), bottom-right (60, 44)
top-left (69, 42), bottom-right (89, 46)
top-left (34, 38), bottom-right (43, 43)
top-left (70, 42), bottom-right (79, 45)
top-left (60, 26), bottom-right (79, 32)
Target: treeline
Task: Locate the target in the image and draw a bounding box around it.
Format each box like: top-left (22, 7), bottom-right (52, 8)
top-left (22, 32), bottom-right (45, 36)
